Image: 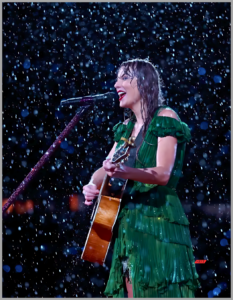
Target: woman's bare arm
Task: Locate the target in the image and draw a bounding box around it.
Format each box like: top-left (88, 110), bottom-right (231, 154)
top-left (121, 134), bottom-right (177, 185)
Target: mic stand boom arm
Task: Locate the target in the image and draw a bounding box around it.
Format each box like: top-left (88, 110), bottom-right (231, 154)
top-left (2, 105), bottom-right (91, 214)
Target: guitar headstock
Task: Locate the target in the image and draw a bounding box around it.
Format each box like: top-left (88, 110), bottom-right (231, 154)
top-left (111, 137), bottom-right (135, 164)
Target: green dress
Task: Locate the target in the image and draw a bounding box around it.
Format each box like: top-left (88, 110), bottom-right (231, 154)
top-left (104, 105), bottom-right (201, 298)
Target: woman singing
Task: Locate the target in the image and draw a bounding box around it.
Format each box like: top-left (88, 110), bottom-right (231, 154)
top-left (82, 58), bottom-right (200, 297)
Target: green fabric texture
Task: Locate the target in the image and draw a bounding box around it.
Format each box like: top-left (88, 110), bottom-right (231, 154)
top-left (104, 106), bottom-right (201, 298)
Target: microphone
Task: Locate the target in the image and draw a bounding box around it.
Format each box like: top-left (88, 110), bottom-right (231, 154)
top-left (60, 91), bottom-right (118, 106)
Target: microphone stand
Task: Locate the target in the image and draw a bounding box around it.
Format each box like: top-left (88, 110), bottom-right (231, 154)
top-left (2, 105), bottom-right (91, 214)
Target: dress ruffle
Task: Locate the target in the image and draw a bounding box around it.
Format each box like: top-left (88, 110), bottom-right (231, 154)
top-left (118, 208), bottom-right (191, 247)
top-left (148, 116), bottom-right (192, 144)
top-left (104, 210), bottom-right (201, 298)
top-left (112, 114), bottom-right (192, 145)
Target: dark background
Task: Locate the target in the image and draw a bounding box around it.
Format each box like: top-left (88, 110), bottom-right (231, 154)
top-left (2, 2), bottom-right (230, 298)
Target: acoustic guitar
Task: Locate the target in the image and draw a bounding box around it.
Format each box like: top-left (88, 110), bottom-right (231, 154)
top-left (81, 136), bottom-right (135, 265)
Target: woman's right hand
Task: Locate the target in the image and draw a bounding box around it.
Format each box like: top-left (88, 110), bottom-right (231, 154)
top-left (82, 183), bottom-right (100, 206)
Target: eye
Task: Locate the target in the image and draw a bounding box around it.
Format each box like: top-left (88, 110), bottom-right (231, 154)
top-left (115, 75), bottom-right (130, 83)
top-left (122, 75), bottom-right (129, 80)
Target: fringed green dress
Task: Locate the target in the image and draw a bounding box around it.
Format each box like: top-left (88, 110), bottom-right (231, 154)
top-left (104, 105), bottom-right (201, 298)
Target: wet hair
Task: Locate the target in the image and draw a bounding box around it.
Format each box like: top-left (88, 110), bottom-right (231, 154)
top-left (116, 58), bottom-right (166, 166)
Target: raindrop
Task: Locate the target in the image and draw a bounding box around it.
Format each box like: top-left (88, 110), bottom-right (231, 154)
top-left (23, 59), bottom-right (30, 69)
top-left (213, 75), bottom-right (222, 83)
top-left (198, 67), bottom-right (206, 75)
top-left (200, 121), bottom-right (208, 130)
top-left (218, 282), bottom-right (227, 290)
top-left (208, 291), bottom-right (214, 298)
top-left (3, 265), bottom-right (10, 273)
top-left (199, 159), bottom-right (206, 166)
top-left (213, 287), bottom-right (221, 296)
top-left (21, 109), bottom-right (29, 118)
top-left (15, 265), bottom-right (23, 273)
top-left (60, 141), bottom-right (68, 149)
top-left (220, 239), bottom-right (228, 246)
top-left (202, 221), bottom-right (207, 228)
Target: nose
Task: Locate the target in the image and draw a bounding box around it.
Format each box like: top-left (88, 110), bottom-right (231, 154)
top-left (114, 78), bottom-right (121, 89)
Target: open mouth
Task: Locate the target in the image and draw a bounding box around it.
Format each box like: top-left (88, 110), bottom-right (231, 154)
top-left (118, 92), bottom-right (126, 101)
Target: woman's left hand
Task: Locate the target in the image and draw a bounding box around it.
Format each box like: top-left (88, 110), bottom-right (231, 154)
top-left (103, 158), bottom-right (127, 179)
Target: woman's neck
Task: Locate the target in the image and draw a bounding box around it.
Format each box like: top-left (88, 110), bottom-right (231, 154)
top-left (127, 97), bottom-right (148, 126)
top-left (131, 108), bottom-right (146, 127)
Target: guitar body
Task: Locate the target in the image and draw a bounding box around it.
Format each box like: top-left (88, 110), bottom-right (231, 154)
top-left (81, 137), bottom-right (135, 265)
top-left (81, 175), bottom-right (127, 265)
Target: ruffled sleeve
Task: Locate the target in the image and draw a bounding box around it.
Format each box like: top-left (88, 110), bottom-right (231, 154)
top-left (112, 122), bottom-right (127, 143)
top-left (148, 116), bottom-right (192, 143)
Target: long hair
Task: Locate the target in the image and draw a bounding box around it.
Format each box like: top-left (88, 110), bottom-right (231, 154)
top-left (116, 58), bottom-right (166, 165)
